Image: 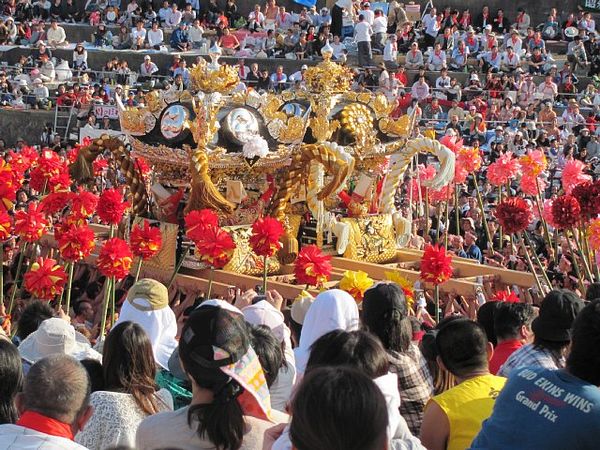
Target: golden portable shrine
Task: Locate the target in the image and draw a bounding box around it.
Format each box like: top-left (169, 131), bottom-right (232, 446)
top-left (69, 44), bottom-right (534, 298)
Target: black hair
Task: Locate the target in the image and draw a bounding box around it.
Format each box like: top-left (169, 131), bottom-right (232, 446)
top-left (103, 321), bottom-right (159, 415)
top-left (248, 324), bottom-right (282, 388)
top-left (180, 308), bottom-right (248, 450)
top-left (306, 329), bottom-right (389, 379)
top-left (73, 300), bottom-right (92, 316)
top-left (567, 300), bottom-right (600, 385)
top-left (16, 300), bottom-right (55, 341)
top-left (436, 319), bottom-right (489, 378)
top-left (80, 358), bottom-right (105, 393)
top-left (289, 366), bottom-right (388, 450)
top-left (362, 283), bottom-right (412, 353)
top-left (586, 283), bottom-right (600, 302)
top-left (493, 303), bottom-right (535, 341)
top-left (476, 301), bottom-right (503, 346)
top-left (0, 339), bottom-right (23, 424)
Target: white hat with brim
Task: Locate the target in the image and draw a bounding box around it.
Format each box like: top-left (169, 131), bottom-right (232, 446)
top-left (18, 318), bottom-right (101, 364)
top-left (565, 27), bottom-right (578, 38)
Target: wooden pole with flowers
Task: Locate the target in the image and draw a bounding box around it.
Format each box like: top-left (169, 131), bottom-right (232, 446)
top-left (572, 180), bottom-right (600, 280)
top-left (130, 220), bottom-right (163, 283)
top-left (184, 209), bottom-right (236, 299)
top-left (96, 189), bottom-right (130, 338)
top-left (0, 212), bottom-right (13, 311)
top-left (22, 257), bottom-right (67, 307)
top-left (293, 244), bottom-right (332, 291)
top-left (496, 197), bottom-right (549, 294)
top-left (487, 152), bottom-right (521, 254)
top-left (9, 202), bottom-right (48, 314)
top-left (97, 238), bottom-right (133, 338)
top-left (250, 217), bottom-right (285, 293)
top-left (420, 244), bottom-right (453, 322)
top-left (55, 222), bottom-right (96, 313)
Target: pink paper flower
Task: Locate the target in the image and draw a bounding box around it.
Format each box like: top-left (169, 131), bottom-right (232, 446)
top-left (562, 160), bottom-right (592, 194)
top-left (520, 175), bottom-right (546, 197)
top-left (487, 152), bottom-right (521, 187)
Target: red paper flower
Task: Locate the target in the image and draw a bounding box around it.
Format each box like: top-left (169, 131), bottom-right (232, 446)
top-left (249, 217), bottom-right (284, 258)
top-left (9, 147), bottom-right (37, 175)
top-left (71, 188), bottom-right (99, 220)
top-left (56, 223), bottom-right (96, 262)
top-left (185, 209), bottom-right (219, 244)
top-left (493, 290), bottom-right (520, 303)
top-left (0, 210), bottom-right (12, 241)
top-left (562, 160), bottom-right (592, 195)
top-left (542, 199), bottom-right (559, 229)
top-left (409, 164), bottom-right (436, 199)
top-left (294, 244), bottom-right (332, 287)
top-left (97, 189), bottom-right (129, 225)
top-left (23, 257), bottom-right (67, 300)
top-left (456, 146), bottom-right (482, 173)
top-left (551, 195), bottom-right (581, 230)
top-left (487, 152), bottom-right (521, 186)
top-left (97, 237), bottom-right (133, 280)
top-left (0, 160), bottom-right (19, 212)
top-left (39, 191), bottom-right (73, 215)
top-left (134, 156), bottom-right (151, 179)
top-left (571, 181), bottom-right (600, 220)
top-left (494, 197), bottom-right (533, 235)
top-left (29, 150), bottom-right (66, 193)
top-left (93, 158), bottom-right (108, 176)
top-left (14, 202), bottom-right (48, 242)
top-left (195, 225), bottom-right (236, 269)
top-left (428, 185), bottom-right (453, 204)
top-left (420, 244), bottom-right (453, 285)
top-left (130, 220), bottom-right (163, 260)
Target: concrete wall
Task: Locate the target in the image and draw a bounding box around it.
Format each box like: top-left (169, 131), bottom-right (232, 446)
top-left (0, 109), bottom-right (53, 146)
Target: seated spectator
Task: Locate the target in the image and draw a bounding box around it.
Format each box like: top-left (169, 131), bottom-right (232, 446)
top-left (157, 1), bottom-right (171, 25)
top-left (405, 41), bottom-right (424, 70)
top-left (139, 55), bottom-right (159, 82)
top-left (188, 19), bottom-right (204, 49)
top-left (256, 69), bottom-right (271, 91)
top-left (72, 42), bottom-right (88, 73)
top-left (567, 36), bottom-right (588, 72)
top-left (38, 53), bottom-right (55, 83)
top-left (449, 40), bottom-right (469, 71)
top-left (0, 354), bottom-right (92, 449)
top-left (526, 31), bottom-right (546, 54)
top-left (478, 44), bottom-right (502, 72)
top-left (170, 22), bottom-right (189, 51)
top-left (131, 19), bottom-right (147, 50)
top-left (528, 46), bottom-right (546, 74)
top-left (62, 0), bottom-right (80, 23)
top-left (173, 60), bottom-right (190, 87)
top-left (28, 22), bottom-right (46, 47)
top-left (46, 18), bottom-right (67, 47)
top-left (499, 290), bottom-right (584, 377)
top-left (270, 65), bottom-right (288, 92)
top-left (428, 42), bottom-right (447, 71)
top-left (411, 74), bottom-right (430, 102)
top-left (276, 5), bottom-right (293, 31)
top-left (181, 3), bottom-right (196, 24)
top-left (513, 7), bottom-right (530, 35)
top-left (464, 27), bottom-right (480, 55)
top-left (147, 21), bottom-right (164, 49)
top-left (420, 319), bottom-right (506, 450)
top-left (248, 3), bottom-right (264, 31)
top-left (397, 22), bottom-right (416, 52)
top-left (75, 321), bottom-right (173, 449)
top-left (29, 78), bottom-right (50, 109)
top-left (33, 0), bottom-right (52, 20)
top-left (166, 3), bottom-right (182, 28)
top-left (541, 14), bottom-right (560, 41)
top-left (537, 73), bottom-right (558, 101)
top-left (501, 46), bottom-right (521, 72)
top-left (93, 23), bottom-right (112, 47)
top-left (114, 24), bottom-right (131, 49)
top-left (472, 300), bottom-right (600, 449)
top-left (135, 302), bottom-right (287, 450)
top-left (218, 27), bottom-right (239, 55)
top-left (261, 29), bottom-right (277, 57)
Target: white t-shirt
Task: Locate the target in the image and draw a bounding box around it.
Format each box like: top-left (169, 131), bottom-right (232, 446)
top-left (372, 15), bottom-right (387, 33)
top-left (131, 27), bottom-right (147, 42)
top-left (361, 8), bottom-right (374, 25)
top-left (147, 29), bottom-right (164, 47)
top-left (354, 21), bottom-right (372, 42)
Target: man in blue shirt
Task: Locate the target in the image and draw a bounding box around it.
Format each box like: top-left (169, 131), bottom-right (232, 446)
top-left (464, 231), bottom-right (482, 263)
top-left (170, 22), bottom-right (190, 51)
top-left (471, 300), bottom-right (600, 450)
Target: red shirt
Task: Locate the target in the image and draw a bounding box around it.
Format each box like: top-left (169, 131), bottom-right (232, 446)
top-left (489, 339), bottom-right (523, 375)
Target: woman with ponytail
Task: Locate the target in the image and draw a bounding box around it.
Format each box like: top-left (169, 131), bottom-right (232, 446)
top-left (136, 300), bottom-right (286, 450)
top-left (362, 283), bottom-right (434, 436)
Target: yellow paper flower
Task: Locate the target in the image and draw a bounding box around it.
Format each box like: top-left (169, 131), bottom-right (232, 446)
top-left (384, 271), bottom-right (415, 309)
top-left (588, 219), bottom-right (600, 252)
top-left (339, 270), bottom-right (374, 303)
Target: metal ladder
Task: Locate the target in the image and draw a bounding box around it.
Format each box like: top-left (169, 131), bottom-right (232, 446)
top-left (53, 104), bottom-right (75, 140)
